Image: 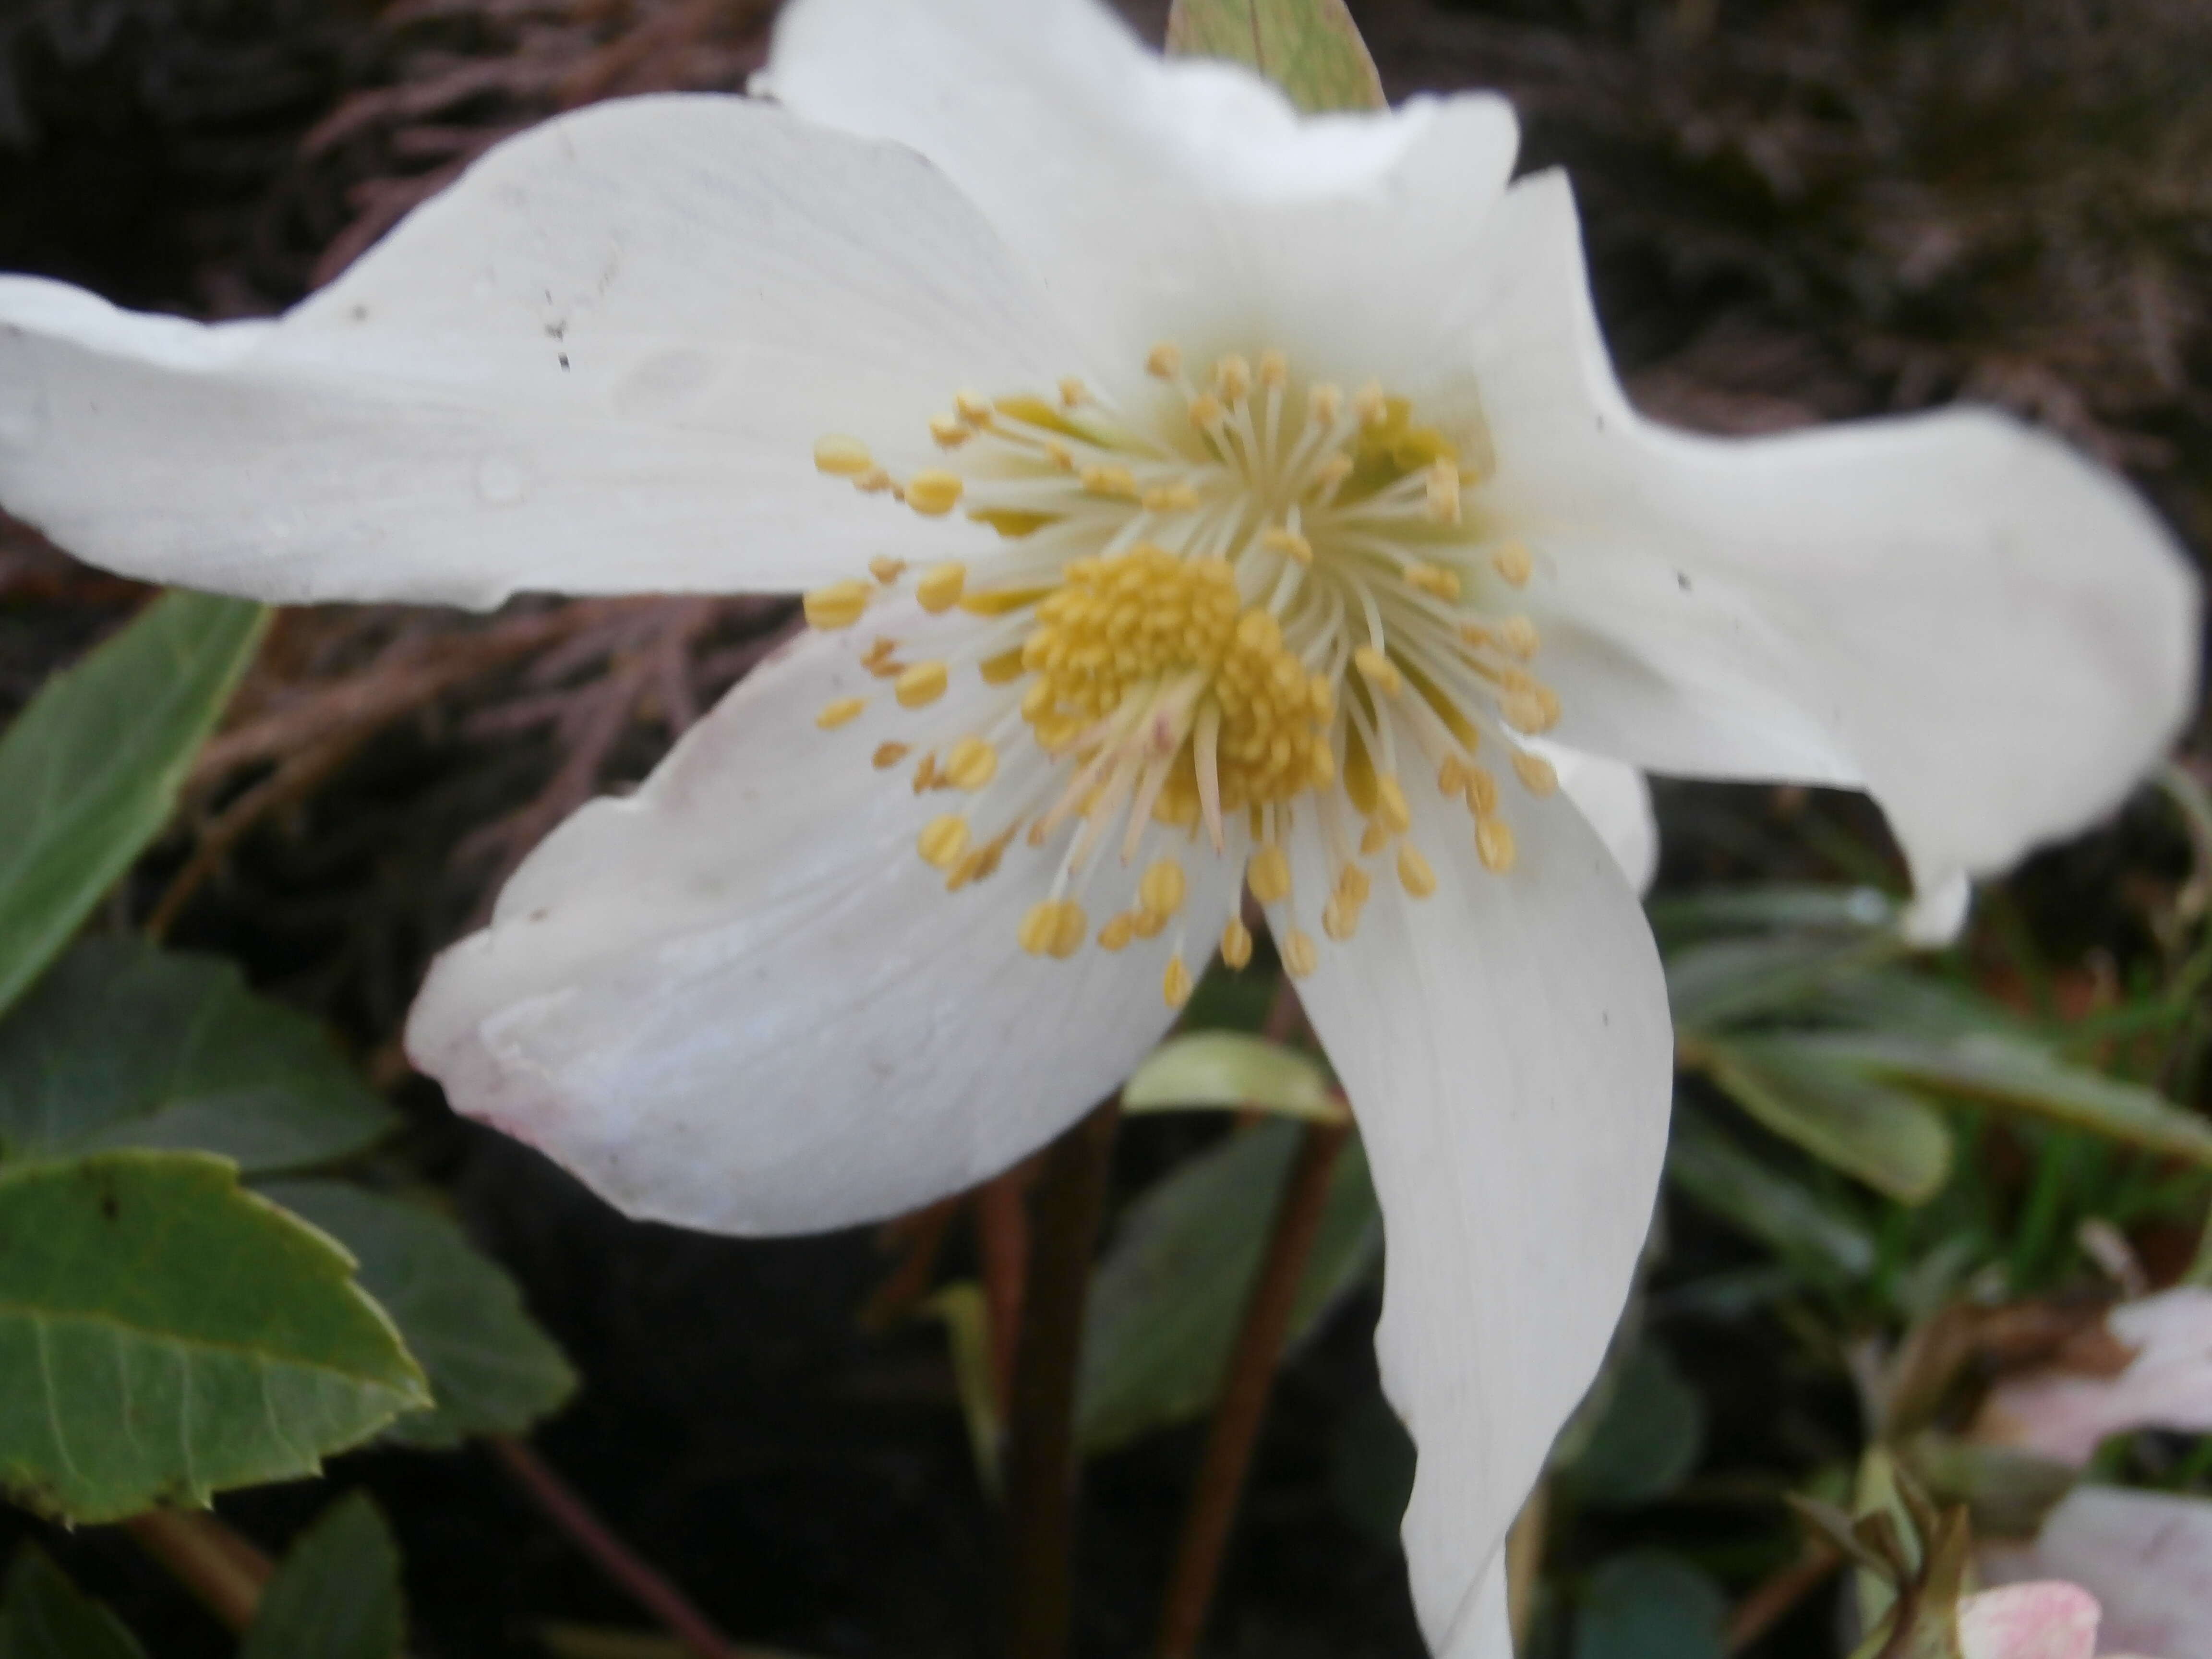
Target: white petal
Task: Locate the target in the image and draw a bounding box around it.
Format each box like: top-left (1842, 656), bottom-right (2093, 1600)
top-left (762, 0), bottom-right (1519, 390)
top-left (1900, 871), bottom-right (1975, 948)
top-left (1533, 742), bottom-right (1658, 894)
top-left (1290, 781), bottom-right (1672, 1652)
top-left (1974, 1289), bottom-right (2212, 1467)
top-left (1465, 171), bottom-right (2200, 904)
top-left (0, 96), bottom-right (1075, 607)
top-left (405, 620), bottom-right (1238, 1232)
top-left (1957, 1583), bottom-right (2102, 1659)
top-left (1982, 1487), bottom-right (2212, 1659)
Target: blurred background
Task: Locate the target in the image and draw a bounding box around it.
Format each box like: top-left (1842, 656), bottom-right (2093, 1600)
top-left (1, 0), bottom-right (2208, 1655)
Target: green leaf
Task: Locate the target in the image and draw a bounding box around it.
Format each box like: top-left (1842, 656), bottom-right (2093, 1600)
top-left (1562, 1343), bottom-right (1705, 1510)
top-left (260, 1182), bottom-right (574, 1449)
top-left (0, 938), bottom-right (395, 1174)
top-left (1328, 1387), bottom-right (1415, 1544)
top-left (0, 1151), bottom-right (427, 1522)
top-left (920, 1283), bottom-right (1002, 1498)
top-left (1666, 933), bottom-right (1900, 1032)
top-left (1666, 1110), bottom-right (1876, 1280)
top-left (1122, 1031), bottom-right (1346, 1124)
top-left (1164, 0), bottom-right (1385, 114)
top-left (240, 1491), bottom-right (405, 1659)
top-left (1573, 1551), bottom-right (1728, 1659)
top-left (1647, 883), bottom-right (1897, 946)
top-left (1699, 1035), bottom-right (1953, 1203)
top-left (0, 591), bottom-right (265, 1017)
top-left (0, 1548), bottom-right (146, 1659)
top-left (1078, 1120), bottom-right (1380, 1453)
top-left (1818, 1030), bottom-right (2212, 1167)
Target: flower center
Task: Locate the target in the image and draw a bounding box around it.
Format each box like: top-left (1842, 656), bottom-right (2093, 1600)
top-left (802, 344), bottom-right (1563, 1006)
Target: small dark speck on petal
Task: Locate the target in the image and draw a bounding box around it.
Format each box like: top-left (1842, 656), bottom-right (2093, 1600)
top-left (558, 353), bottom-right (570, 371)
top-left (1676, 571), bottom-right (1693, 593)
top-left (349, 304), bottom-right (368, 323)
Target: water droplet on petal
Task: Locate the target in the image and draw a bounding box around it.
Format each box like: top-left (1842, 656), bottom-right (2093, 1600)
top-left (476, 455), bottom-right (529, 506)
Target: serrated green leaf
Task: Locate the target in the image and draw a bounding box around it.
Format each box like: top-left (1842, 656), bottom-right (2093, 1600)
top-left (1816, 1031), bottom-right (2212, 1166)
top-left (1563, 1344), bottom-right (1705, 1510)
top-left (1122, 1031), bottom-right (1345, 1123)
top-left (0, 938), bottom-right (394, 1173)
top-left (240, 1491), bottom-right (404, 1659)
top-left (1700, 1035), bottom-right (1953, 1203)
top-left (0, 1151), bottom-right (427, 1522)
top-left (0, 1548), bottom-right (145, 1659)
top-left (0, 591), bottom-right (265, 1017)
top-left (260, 1181), bottom-right (574, 1449)
top-left (1666, 1110), bottom-right (1876, 1280)
top-left (1078, 1120), bottom-right (1379, 1454)
top-left (1573, 1551), bottom-right (1728, 1659)
top-left (1164, 0), bottom-right (1384, 114)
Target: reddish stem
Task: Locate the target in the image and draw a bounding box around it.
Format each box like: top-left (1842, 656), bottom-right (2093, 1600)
top-left (976, 1162), bottom-right (1034, 1412)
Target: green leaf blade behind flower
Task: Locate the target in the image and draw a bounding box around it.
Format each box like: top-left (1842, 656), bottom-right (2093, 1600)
top-left (1078, 1118), bottom-right (1380, 1454)
top-left (0, 1151), bottom-right (428, 1522)
top-left (261, 1181), bottom-right (575, 1449)
top-left (1699, 1034), bottom-right (1953, 1203)
top-left (0, 1548), bottom-right (147, 1659)
top-left (239, 1491), bottom-right (405, 1659)
top-left (0, 591), bottom-right (265, 1018)
top-left (1121, 1030), bottom-right (1346, 1123)
top-left (0, 938), bottom-right (395, 1173)
top-left (1164, 0), bottom-right (1385, 115)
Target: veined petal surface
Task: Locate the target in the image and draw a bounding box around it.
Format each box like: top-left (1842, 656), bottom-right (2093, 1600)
top-left (406, 618), bottom-right (1237, 1232)
top-left (1461, 172), bottom-right (2200, 903)
top-left (0, 96), bottom-right (1075, 607)
top-left (762, 0), bottom-right (1520, 394)
top-left (1291, 779), bottom-right (1672, 1653)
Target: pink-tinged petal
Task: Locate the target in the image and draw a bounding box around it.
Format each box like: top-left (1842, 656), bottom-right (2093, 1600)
top-left (1289, 775), bottom-right (1672, 1652)
top-left (1957, 1582), bottom-right (2102, 1659)
top-left (1460, 171), bottom-right (2199, 911)
top-left (1976, 1289), bottom-right (2212, 1466)
top-left (1982, 1487), bottom-right (2212, 1659)
top-left (762, 0), bottom-right (1519, 393)
top-left (0, 96), bottom-right (1076, 607)
top-left (406, 619), bottom-right (1238, 1233)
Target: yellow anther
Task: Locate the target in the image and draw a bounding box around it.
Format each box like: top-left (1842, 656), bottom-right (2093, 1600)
top-left (1214, 355), bottom-right (1252, 400)
top-left (1258, 349), bottom-right (1289, 388)
top-left (869, 555), bottom-right (906, 585)
top-left (1463, 764), bottom-right (1499, 816)
top-left (1397, 843), bottom-right (1438, 898)
top-left (803, 579), bottom-right (871, 630)
top-left (1079, 464), bottom-right (1139, 499)
top-left (945, 736), bottom-right (998, 791)
top-left (1308, 746), bottom-right (1336, 787)
top-left (1354, 646), bottom-right (1404, 699)
top-left (1018, 901), bottom-right (1058, 955)
top-left (1500, 616), bottom-right (1541, 660)
top-left (1322, 893), bottom-right (1359, 942)
top-left (1476, 815), bottom-right (1518, 874)
top-left (1142, 483), bottom-right (1201, 513)
top-left (1163, 954), bottom-right (1195, 1010)
top-left (856, 467), bottom-right (895, 494)
top-left (1492, 541), bottom-right (1534, 586)
top-left (1354, 381), bottom-right (1389, 427)
top-left (1131, 907), bottom-right (1168, 940)
top-left (813, 434), bottom-right (875, 477)
top-left (872, 742), bottom-right (909, 769)
top-left (1248, 843), bottom-right (1292, 904)
top-left (1221, 917), bottom-right (1254, 970)
top-left (904, 470), bottom-right (964, 517)
top-left (912, 752), bottom-right (939, 793)
top-left (1359, 821), bottom-right (1391, 856)
top-left (918, 815), bottom-right (970, 870)
top-left (1099, 913), bottom-right (1137, 953)
top-left (1187, 393), bottom-right (1225, 430)
top-left (1374, 774), bottom-right (1413, 836)
top-left (1511, 750), bottom-right (1559, 796)
top-left (1058, 376), bottom-right (1088, 407)
top-left (1044, 439), bottom-right (1076, 472)
top-left (1139, 859), bottom-right (1188, 919)
top-left (1308, 383), bottom-right (1344, 425)
top-left (1262, 526), bottom-right (1313, 565)
top-left (816, 696), bottom-right (865, 730)
top-left (981, 648), bottom-right (1027, 685)
top-left (1282, 929), bottom-right (1320, 977)
top-left (1425, 459), bottom-right (1462, 524)
top-left (1503, 685), bottom-right (1561, 734)
top-left (1336, 863), bottom-right (1372, 907)
top-left (954, 389), bottom-right (993, 425)
top-left (1314, 453), bottom-right (1354, 490)
top-left (1438, 754), bottom-right (1467, 799)
top-left (1407, 562), bottom-right (1462, 601)
top-left (916, 561), bottom-right (966, 613)
top-left (928, 414), bottom-right (972, 448)
top-left (895, 661), bottom-right (950, 709)
top-left (1147, 342), bottom-right (1183, 379)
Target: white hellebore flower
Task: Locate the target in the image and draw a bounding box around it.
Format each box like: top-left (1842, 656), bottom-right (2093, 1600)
top-left (0, 0), bottom-right (2196, 1651)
